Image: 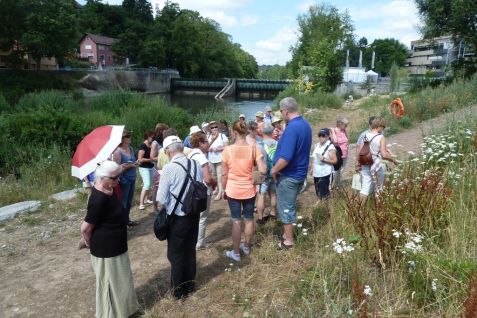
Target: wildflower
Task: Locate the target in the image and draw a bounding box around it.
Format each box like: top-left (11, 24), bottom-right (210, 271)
top-left (408, 260), bottom-right (416, 273)
top-left (332, 238), bottom-right (354, 254)
top-left (431, 278), bottom-right (438, 291)
top-left (407, 151), bottom-right (416, 155)
top-left (297, 215), bottom-right (303, 220)
top-left (392, 229), bottom-right (402, 238)
top-left (297, 223), bottom-right (303, 228)
top-left (363, 285), bottom-right (373, 296)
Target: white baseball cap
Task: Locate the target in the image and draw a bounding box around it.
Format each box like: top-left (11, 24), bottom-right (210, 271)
top-left (163, 136), bottom-right (182, 149)
top-left (239, 114), bottom-right (246, 119)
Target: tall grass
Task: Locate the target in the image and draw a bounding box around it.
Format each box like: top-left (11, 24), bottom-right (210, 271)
top-left (275, 85), bottom-right (344, 110)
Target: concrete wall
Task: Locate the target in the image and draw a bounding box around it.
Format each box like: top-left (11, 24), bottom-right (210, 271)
top-left (78, 70), bottom-right (179, 94)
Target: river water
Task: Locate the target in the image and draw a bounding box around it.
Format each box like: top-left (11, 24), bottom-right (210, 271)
top-left (161, 94), bottom-right (275, 122)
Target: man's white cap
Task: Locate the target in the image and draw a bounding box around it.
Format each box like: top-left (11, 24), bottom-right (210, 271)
top-left (239, 114), bottom-right (246, 119)
top-left (189, 125), bottom-right (201, 135)
top-left (265, 106), bottom-right (272, 112)
top-left (163, 136), bottom-right (182, 149)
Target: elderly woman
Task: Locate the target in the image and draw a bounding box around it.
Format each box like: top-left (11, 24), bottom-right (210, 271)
top-left (358, 117), bottom-right (397, 200)
top-left (330, 116), bottom-right (350, 188)
top-left (222, 120), bottom-right (267, 262)
top-left (188, 132), bottom-right (216, 249)
top-left (271, 116), bottom-right (284, 141)
top-left (79, 160), bottom-right (138, 318)
top-left (311, 128), bottom-right (337, 201)
top-left (113, 129), bottom-right (138, 226)
top-left (137, 130), bottom-right (155, 210)
top-left (150, 123), bottom-right (169, 213)
top-left (208, 121), bottom-right (228, 201)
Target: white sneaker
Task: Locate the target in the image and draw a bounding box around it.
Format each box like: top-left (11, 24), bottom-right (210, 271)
top-left (139, 205), bottom-right (145, 210)
top-left (145, 199), bottom-right (153, 205)
top-left (225, 250), bottom-right (241, 262)
top-left (240, 242), bottom-right (250, 255)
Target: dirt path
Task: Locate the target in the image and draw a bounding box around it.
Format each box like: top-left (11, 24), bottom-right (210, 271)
top-left (0, 105), bottom-right (475, 317)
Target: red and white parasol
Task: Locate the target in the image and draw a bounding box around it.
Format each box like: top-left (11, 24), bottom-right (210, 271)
top-left (71, 125), bottom-right (125, 180)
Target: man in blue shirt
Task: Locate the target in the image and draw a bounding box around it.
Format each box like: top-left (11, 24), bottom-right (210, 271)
top-left (271, 97), bottom-right (312, 249)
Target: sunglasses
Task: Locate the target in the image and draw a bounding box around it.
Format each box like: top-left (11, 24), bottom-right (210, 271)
top-left (106, 175), bottom-right (119, 181)
top-left (318, 134), bottom-right (328, 137)
top-left (210, 126), bottom-right (218, 129)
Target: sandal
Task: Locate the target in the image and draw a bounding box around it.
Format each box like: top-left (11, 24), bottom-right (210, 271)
top-left (277, 241), bottom-right (293, 250)
top-left (263, 214), bottom-right (276, 222)
top-left (128, 220), bottom-right (140, 226)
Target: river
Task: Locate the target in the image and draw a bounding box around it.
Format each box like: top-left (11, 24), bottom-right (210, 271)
top-left (161, 94), bottom-right (276, 121)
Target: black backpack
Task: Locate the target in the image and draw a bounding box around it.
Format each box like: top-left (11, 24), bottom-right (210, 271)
top-left (322, 141), bottom-right (343, 171)
top-left (173, 159), bottom-right (208, 216)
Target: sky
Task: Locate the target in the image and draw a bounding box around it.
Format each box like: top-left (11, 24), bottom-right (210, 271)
top-left (81, 0), bottom-right (423, 65)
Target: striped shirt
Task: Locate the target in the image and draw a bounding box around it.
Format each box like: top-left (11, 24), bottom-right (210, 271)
top-left (156, 153), bottom-right (204, 216)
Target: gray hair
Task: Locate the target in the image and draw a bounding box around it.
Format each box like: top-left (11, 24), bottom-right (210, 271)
top-left (261, 123), bottom-right (274, 136)
top-left (279, 97), bottom-right (298, 113)
top-left (166, 142), bottom-right (184, 153)
top-left (247, 121), bottom-right (258, 131)
top-left (337, 116), bottom-right (349, 125)
top-left (95, 160), bottom-right (120, 182)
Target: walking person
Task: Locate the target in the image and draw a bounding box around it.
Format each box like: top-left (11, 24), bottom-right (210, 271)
top-left (113, 129), bottom-right (139, 226)
top-left (357, 117), bottom-right (397, 200)
top-left (222, 120), bottom-right (267, 261)
top-left (137, 130), bottom-right (155, 210)
top-left (79, 160), bottom-right (138, 318)
top-left (156, 136), bottom-right (204, 299)
top-left (311, 128), bottom-right (337, 201)
top-left (208, 121), bottom-right (228, 201)
top-left (188, 132), bottom-right (217, 250)
top-left (271, 97), bottom-right (312, 249)
top-left (329, 116), bottom-right (349, 188)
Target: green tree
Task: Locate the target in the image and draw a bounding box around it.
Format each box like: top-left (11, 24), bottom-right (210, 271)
top-left (258, 65), bottom-right (290, 80)
top-left (368, 38), bottom-right (408, 76)
top-left (21, 0), bottom-right (78, 70)
top-left (290, 4), bottom-right (354, 92)
top-left (122, 0), bottom-right (153, 24)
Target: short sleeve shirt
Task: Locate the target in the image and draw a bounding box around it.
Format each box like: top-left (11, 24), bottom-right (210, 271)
top-left (222, 144), bottom-right (263, 199)
top-left (85, 187), bottom-right (127, 258)
top-left (312, 141), bottom-right (336, 177)
top-left (188, 148), bottom-right (212, 194)
top-left (208, 133), bottom-right (227, 163)
top-left (274, 116), bottom-right (312, 180)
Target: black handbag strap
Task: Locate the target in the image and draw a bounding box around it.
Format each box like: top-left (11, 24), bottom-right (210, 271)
top-left (321, 141), bottom-right (332, 156)
top-left (170, 159), bottom-right (192, 214)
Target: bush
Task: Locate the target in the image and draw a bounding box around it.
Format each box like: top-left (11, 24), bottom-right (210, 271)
top-left (275, 85), bottom-right (343, 110)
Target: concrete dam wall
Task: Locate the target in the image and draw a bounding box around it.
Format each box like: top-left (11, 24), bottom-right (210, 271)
top-left (78, 70), bottom-right (179, 94)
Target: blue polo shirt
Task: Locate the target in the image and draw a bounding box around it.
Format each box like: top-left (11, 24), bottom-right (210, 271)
top-left (273, 116), bottom-right (312, 180)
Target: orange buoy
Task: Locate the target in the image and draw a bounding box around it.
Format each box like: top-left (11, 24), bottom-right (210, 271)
top-left (389, 98), bottom-right (404, 117)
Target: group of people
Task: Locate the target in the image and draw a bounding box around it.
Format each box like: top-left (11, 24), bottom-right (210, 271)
top-left (79, 96), bottom-right (398, 315)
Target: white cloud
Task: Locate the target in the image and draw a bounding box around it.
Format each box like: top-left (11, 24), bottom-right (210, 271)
top-left (298, 1), bottom-right (314, 13)
top-left (240, 15), bottom-right (259, 27)
top-left (202, 10), bottom-right (238, 28)
top-left (252, 26), bottom-right (298, 65)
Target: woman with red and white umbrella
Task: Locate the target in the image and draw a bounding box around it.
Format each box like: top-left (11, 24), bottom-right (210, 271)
top-left (112, 129), bottom-right (139, 226)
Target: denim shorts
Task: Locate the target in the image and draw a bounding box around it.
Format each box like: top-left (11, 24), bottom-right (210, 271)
top-left (259, 177), bottom-right (276, 193)
top-left (227, 196), bottom-right (256, 221)
top-left (276, 175), bottom-right (304, 224)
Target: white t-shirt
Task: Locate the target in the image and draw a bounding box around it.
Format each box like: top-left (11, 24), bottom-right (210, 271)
top-left (208, 133), bottom-right (227, 163)
top-left (188, 148), bottom-right (212, 195)
top-left (312, 141), bottom-right (335, 177)
top-left (364, 132), bottom-right (384, 172)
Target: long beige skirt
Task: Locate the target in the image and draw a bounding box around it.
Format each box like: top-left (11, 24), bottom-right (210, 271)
top-left (91, 251), bottom-right (138, 318)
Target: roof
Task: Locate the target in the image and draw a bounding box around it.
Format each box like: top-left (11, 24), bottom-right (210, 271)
top-left (81, 34), bottom-right (117, 46)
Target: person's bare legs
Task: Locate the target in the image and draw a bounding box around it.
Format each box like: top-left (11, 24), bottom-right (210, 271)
top-left (243, 219), bottom-right (254, 247)
top-left (256, 192), bottom-right (265, 221)
top-left (232, 220), bottom-right (242, 254)
top-left (140, 189), bottom-right (149, 207)
top-left (283, 223), bottom-right (294, 246)
top-left (269, 192), bottom-right (277, 217)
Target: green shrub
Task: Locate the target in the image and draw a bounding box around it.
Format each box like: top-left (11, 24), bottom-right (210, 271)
top-left (275, 86), bottom-right (343, 110)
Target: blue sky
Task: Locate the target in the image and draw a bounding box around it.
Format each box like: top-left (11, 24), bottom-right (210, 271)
top-left (81, 0), bottom-right (422, 65)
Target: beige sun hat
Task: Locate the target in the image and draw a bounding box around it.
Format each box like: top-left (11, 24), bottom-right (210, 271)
top-left (255, 111), bottom-right (264, 118)
top-left (271, 116), bottom-right (282, 124)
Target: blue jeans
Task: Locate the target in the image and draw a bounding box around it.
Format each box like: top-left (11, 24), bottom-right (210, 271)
top-left (119, 178), bottom-right (135, 223)
top-left (276, 175), bottom-right (304, 224)
top-left (227, 196), bottom-right (256, 221)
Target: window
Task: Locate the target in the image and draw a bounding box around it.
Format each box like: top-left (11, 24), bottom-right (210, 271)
top-left (108, 56), bottom-right (111, 62)
top-left (98, 45), bottom-right (105, 50)
top-left (85, 44), bottom-right (92, 50)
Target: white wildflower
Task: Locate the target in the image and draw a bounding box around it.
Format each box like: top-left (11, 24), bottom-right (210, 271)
top-left (392, 229), bottom-right (402, 238)
top-left (407, 151), bottom-right (416, 155)
top-left (297, 223), bottom-right (303, 228)
top-left (408, 260), bottom-right (416, 273)
top-left (363, 285), bottom-right (373, 296)
top-left (431, 278), bottom-right (438, 291)
top-left (297, 215), bottom-right (303, 220)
